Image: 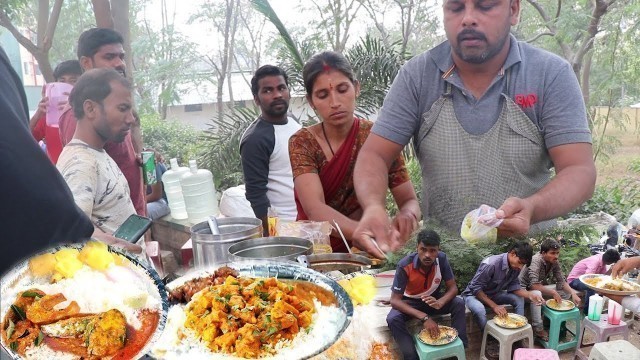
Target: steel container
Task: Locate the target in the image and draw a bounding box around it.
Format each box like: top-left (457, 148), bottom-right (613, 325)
top-left (228, 237), bottom-right (313, 262)
top-left (191, 217), bottom-right (262, 268)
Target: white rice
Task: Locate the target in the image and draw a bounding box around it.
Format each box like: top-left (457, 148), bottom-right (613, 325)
top-left (310, 304), bottom-right (389, 360)
top-left (151, 300), bottom-right (345, 360)
top-left (4, 263), bottom-right (161, 330)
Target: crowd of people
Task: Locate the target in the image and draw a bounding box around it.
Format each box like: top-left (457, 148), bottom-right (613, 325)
top-left (0, 0), bottom-right (637, 358)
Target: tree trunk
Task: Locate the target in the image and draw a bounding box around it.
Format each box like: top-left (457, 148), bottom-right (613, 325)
top-left (91, 0), bottom-right (114, 28)
top-left (112, 0), bottom-right (133, 83)
top-left (581, 51), bottom-right (593, 106)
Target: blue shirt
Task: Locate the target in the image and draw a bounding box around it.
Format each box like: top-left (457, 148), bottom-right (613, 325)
top-left (462, 253), bottom-right (522, 297)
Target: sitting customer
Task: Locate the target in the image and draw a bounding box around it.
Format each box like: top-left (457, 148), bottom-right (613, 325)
top-left (57, 68), bottom-right (142, 255)
top-left (462, 241), bottom-right (543, 358)
top-left (289, 51), bottom-right (420, 254)
top-left (387, 229), bottom-right (468, 360)
top-left (145, 148), bottom-right (170, 220)
top-left (566, 248), bottom-right (620, 314)
top-left (519, 238), bottom-right (582, 341)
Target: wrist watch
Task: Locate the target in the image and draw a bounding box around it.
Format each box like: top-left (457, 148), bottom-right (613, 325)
top-left (420, 315), bottom-right (429, 322)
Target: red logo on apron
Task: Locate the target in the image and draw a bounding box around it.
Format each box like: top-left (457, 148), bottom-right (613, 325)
top-left (515, 94), bottom-right (538, 108)
top-left (434, 278), bottom-right (441, 284)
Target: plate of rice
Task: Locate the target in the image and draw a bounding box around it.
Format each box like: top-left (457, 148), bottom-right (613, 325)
top-left (579, 274), bottom-right (640, 296)
top-left (418, 326), bottom-right (458, 346)
top-left (153, 261), bottom-right (353, 359)
top-left (0, 241), bottom-right (168, 359)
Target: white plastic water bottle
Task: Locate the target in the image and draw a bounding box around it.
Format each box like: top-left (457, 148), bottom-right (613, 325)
top-left (180, 160), bottom-right (219, 224)
top-left (161, 158), bottom-right (189, 220)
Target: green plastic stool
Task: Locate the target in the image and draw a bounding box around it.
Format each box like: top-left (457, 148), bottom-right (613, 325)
top-left (413, 334), bottom-right (466, 360)
top-left (538, 306), bottom-right (580, 351)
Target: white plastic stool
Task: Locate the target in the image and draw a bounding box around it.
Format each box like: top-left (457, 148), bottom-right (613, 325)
top-left (480, 320), bottom-right (534, 360)
top-left (575, 317), bottom-right (629, 360)
top-left (588, 339), bottom-right (640, 360)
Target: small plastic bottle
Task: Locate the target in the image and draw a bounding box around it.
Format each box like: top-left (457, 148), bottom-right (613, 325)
top-left (180, 160), bottom-right (219, 224)
top-left (161, 158), bottom-right (189, 220)
top-left (267, 207), bottom-right (279, 237)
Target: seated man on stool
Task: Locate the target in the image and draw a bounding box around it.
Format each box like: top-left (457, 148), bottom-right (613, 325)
top-left (567, 248), bottom-right (620, 314)
top-left (462, 241), bottom-right (543, 358)
top-left (387, 229), bottom-right (468, 360)
top-left (519, 238), bottom-right (582, 341)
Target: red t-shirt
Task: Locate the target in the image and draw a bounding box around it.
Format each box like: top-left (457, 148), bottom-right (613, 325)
top-left (59, 107), bottom-right (146, 216)
top-left (31, 115), bottom-right (63, 164)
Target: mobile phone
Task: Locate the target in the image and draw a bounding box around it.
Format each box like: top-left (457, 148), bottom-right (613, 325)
top-left (113, 214), bottom-right (153, 243)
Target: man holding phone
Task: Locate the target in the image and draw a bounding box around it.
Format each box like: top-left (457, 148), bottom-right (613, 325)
top-left (57, 68), bottom-right (143, 254)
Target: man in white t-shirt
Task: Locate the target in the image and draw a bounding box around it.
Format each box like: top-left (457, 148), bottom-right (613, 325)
top-left (240, 65), bottom-right (301, 235)
top-left (57, 68), bottom-right (142, 254)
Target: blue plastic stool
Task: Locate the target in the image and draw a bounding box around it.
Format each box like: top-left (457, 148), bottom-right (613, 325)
top-left (538, 306), bottom-right (580, 351)
top-left (413, 334), bottom-right (466, 360)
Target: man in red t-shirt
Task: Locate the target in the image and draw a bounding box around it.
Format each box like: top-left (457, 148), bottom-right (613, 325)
top-left (58, 28), bottom-right (145, 217)
top-left (29, 60), bottom-right (82, 164)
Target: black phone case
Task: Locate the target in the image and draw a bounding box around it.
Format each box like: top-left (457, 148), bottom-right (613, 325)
top-left (113, 214), bottom-right (153, 243)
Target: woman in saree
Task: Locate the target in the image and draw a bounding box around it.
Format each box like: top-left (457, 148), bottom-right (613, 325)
top-left (289, 51), bottom-right (420, 254)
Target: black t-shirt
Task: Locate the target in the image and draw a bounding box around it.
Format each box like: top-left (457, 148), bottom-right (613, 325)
top-left (0, 46), bottom-right (93, 276)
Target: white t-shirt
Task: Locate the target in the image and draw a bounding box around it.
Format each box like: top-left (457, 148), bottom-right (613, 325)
top-left (57, 139), bottom-right (137, 236)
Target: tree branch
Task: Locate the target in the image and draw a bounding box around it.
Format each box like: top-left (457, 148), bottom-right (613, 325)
top-left (43, 0), bottom-right (64, 51)
top-left (0, 9), bottom-right (40, 55)
top-left (37, 0), bottom-right (49, 47)
top-left (525, 31), bottom-right (555, 43)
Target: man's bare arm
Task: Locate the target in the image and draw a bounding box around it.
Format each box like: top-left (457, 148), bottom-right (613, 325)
top-left (353, 134), bottom-right (406, 255)
top-left (498, 143), bottom-right (596, 237)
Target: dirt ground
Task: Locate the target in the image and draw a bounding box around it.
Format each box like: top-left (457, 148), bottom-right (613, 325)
top-left (593, 122), bottom-right (640, 184)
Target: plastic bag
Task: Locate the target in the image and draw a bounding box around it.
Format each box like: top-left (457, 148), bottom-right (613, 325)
top-left (460, 204), bottom-right (504, 245)
top-left (219, 185), bottom-right (254, 217)
top-left (277, 220), bottom-right (333, 254)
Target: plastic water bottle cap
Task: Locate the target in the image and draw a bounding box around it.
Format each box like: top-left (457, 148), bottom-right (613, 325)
top-left (170, 158), bottom-right (179, 169)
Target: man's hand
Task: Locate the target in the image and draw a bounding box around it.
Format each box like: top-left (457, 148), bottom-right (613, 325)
top-left (571, 292), bottom-right (581, 306)
top-left (423, 318), bottom-right (439, 338)
top-left (495, 197), bottom-right (535, 237)
top-left (611, 257), bottom-right (640, 279)
top-left (352, 205), bottom-right (399, 258)
top-left (528, 291), bottom-right (544, 305)
top-left (551, 291), bottom-right (562, 303)
top-left (492, 305), bottom-right (508, 317)
top-left (392, 209), bottom-right (419, 243)
top-left (422, 296), bottom-right (443, 310)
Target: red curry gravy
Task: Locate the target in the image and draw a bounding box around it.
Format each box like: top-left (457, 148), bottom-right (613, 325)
top-left (45, 310), bottom-right (159, 359)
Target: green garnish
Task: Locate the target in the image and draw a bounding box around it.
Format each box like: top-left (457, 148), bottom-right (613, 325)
top-left (9, 341), bottom-right (17, 352)
top-left (265, 314), bottom-right (271, 323)
top-left (266, 326), bottom-right (278, 336)
top-left (35, 331), bottom-right (44, 346)
top-left (21, 290), bottom-right (43, 299)
top-left (6, 319), bottom-right (15, 339)
top-left (10, 305), bottom-right (26, 321)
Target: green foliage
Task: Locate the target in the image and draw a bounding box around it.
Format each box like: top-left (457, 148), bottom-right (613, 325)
top-left (140, 113), bottom-right (201, 165)
top-left (573, 177), bottom-right (640, 222)
top-left (628, 158), bottom-right (640, 174)
top-left (385, 156), bottom-right (421, 216)
top-left (198, 106), bottom-right (261, 191)
top-left (132, 23), bottom-right (201, 117)
top-left (345, 35), bottom-right (409, 117)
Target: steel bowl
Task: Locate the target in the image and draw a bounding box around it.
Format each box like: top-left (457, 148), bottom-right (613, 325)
top-left (228, 236), bottom-right (313, 262)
